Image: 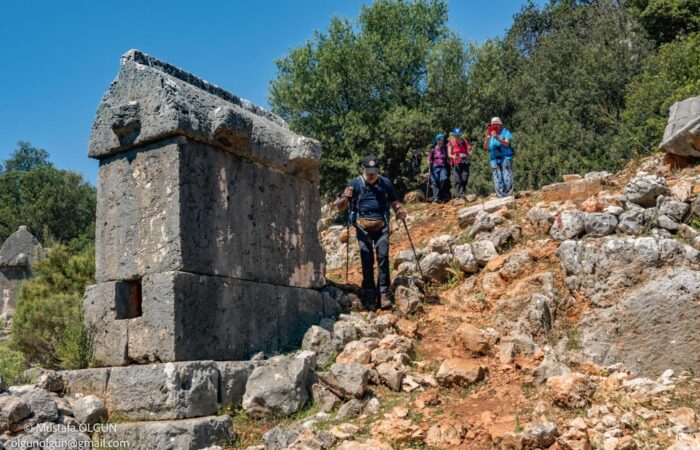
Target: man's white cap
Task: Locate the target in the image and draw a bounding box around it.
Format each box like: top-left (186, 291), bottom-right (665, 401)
top-left (490, 117), bottom-right (503, 125)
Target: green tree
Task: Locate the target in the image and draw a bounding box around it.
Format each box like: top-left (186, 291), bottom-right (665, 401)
top-left (0, 162), bottom-right (96, 244)
top-left (622, 32), bottom-right (700, 152)
top-left (1, 141), bottom-right (51, 173)
top-left (627, 0), bottom-right (700, 45)
top-left (10, 241), bottom-right (95, 369)
top-left (270, 0), bottom-right (454, 195)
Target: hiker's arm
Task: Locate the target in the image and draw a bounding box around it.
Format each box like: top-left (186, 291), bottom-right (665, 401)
top-left (494, 135), bottom-right (510, 146)
top-left (483, 137), bottom-right (490, 151)
top-left (335, 186), bottom-right (353, 210)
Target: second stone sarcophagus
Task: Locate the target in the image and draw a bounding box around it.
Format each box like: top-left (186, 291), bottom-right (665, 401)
top-left (85, 50), bottom-right (327, 366)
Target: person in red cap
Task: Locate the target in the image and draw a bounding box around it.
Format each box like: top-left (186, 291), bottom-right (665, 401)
top-left (336, 155), bottom-right (407, 310)
top-left (483, 117), bottom-right (514, 197)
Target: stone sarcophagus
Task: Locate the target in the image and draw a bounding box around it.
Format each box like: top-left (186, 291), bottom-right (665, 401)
top-left (86, 50), bottom-right (327, 366)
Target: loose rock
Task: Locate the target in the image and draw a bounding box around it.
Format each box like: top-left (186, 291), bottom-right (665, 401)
top-left (318, 363), bottom-right (369, 399)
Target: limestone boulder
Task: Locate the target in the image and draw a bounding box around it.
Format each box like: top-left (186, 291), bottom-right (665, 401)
top-left (499, 251), bottom-right (531, 280)
top-left (657, 196), bottom-right (690, 222)
top-left (0, 395), bottom-right (31, 433)
top-left (394, 286), bottom-right (423, 315)
top-left (0, 226), bottom-right (45, 267)
top-left (95, 415), bottom-right (234, 450)
top-left (318, 363), bottom-right (369, 399)
top-left (542, 179), bottom-right (602, 202)
top-left (72, 395), bottom-right (108, 426)
top-left (301, 325), bottom-right (342, 369)
top-left (34, 371), bottom-right (64, 394)
top-left (469, 210), bottom-right (504, 237)
top-left (659, 95), bottom-right (700, 158)
top-left (427, 235), bottom-right (456, 254)
top-left (520, 422), bottom-right (560, 449)
top-left (527, 207), bottom-right (555, 234)
top-left (624, 175), bottom-right (670, 207)
top-left (584, 213), bottom-right (618, 237)
top-left (436, 359), bottom-right (486, 386)
top-left (336, 398), bottom-right (364, 420)
top-left (550, 211), bottom-right (585, 241)
top-left (452, 244), bottom-right (478, 273)
top-left (242, 355), bottom-right (313, 417)
top-left (471, 240), bottom-right (498, 266)
top-left (454, 323), bottom-right (489, 354)
top-left (311, 383), bottom-right (341, 413)
top-left (8, 385), bottom-right (58, 424)
top-left (375, 362), bottom-right (406, 391)
top-left (457, 196), bottom-right (514, 228)
top-left (392, 249), bottom-right (424, 269)
top-left (336, 341), bottom-right (372, 365)
top-left (425, 420), bottom-right (468, 448)
top-left (617, 210), bottom-right (647, 235)
top-left (579, 267), bottom-right (700, 376)
top-left (418, 252), bottom-right (452, 283)
top-left (546, 373), bottom-right (595, 408)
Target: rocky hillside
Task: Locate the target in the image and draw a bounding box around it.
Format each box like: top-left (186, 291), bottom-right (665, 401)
top-left (1, 155), bottom-right (698, 450)
top-left (308, 155), bottom-right (700, 450)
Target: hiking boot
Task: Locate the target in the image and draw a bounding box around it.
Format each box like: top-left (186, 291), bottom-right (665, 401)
top-left (379, 293), bottom-right (393, 310)
top-left (362, 296), bottom-right (378, 312)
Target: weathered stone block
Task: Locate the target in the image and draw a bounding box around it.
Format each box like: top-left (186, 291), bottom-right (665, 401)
top-left (457, 197), bottom-right (514, 228)
top-left (541, 179), bottom-right (602, 202)
top-left (64, 362), bottom-right (219, 421)
top-left (86, 50), bottom-right (328, 364)
top-left (95, 415), bottom-right (234, 450)
top-left (659, 95), bottom-right (700, 158)
top-left (215, 361), bottom-right (261, 408)
top-left (94, 138), bottom-right (325, 288)
top-left (86, 272), bottom-right (324, 365)
top-left (0, 226), bottom-right (45, 318)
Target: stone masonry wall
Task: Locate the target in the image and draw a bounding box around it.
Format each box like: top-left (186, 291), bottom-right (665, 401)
top-left (85, 50), bottom-right (327, 366)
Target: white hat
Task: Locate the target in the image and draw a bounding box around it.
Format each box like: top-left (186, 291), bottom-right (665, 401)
top-left (490, 117), bottom-right (502, 125)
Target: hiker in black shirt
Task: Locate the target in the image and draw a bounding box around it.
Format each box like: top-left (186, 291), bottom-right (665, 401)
top-left (336, 155), bottom-right (407, 310)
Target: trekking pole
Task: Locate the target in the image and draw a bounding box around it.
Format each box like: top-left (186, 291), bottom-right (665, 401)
top-left (401, 218), bottom-right (424, 280)
top-left (345, 213), bottom-right (350, 284)
top-left (424, 172), bottom-right (430, 202)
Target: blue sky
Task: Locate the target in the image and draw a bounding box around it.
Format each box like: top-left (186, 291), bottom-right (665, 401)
top-left (0, 0), bottom-right (541, 184)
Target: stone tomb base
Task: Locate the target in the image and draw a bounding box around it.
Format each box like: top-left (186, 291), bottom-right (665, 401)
top-left (59, 360), bottom-right (262, 449)
top-left (85, 271), bottom-right (336, 366)
top-left (94, 415), bottom-right (234, 450)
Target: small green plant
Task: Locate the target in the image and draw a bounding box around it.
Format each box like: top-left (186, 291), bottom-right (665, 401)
top-left (317, 353), bottom-right (337, 372)
top-left (566, 327), bottom-right (582, 351)
top-left (690, 219), bottom-right (700, 233)
top-left (0, 344), bottom-right (28, 385)
top-left (515, 413), bottom-right (524, 433)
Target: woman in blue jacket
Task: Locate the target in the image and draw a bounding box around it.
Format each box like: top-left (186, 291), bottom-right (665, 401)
top-left (483, 117), bottom-right (514, 197)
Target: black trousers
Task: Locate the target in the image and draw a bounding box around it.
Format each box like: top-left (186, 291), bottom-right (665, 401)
top-left (356, 225), bottom-right (390, 305)
top-left (452, 162), bottom-right (470, 197)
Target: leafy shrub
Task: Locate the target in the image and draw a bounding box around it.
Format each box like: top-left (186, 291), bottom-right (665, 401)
top-left (10, 242), bottom-right (95, 369)
top-left (622, 32), bottom-right (700, 153)
top-left (0, 345), bottom-right (28, 385)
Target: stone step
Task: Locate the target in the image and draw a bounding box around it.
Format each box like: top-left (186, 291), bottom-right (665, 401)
top-left (94, 415), bottom-right (234, 450)
top-left (457, 197), bottom-right (515, 228)
top-left (61, 360), bottom-right (262, 421)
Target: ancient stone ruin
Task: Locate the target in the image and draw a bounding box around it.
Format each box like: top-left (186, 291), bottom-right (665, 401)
top-left (0, 226), bottom-right (45, 333)
top-left (660, 95), bottom-right (700, 158)
top-left (84, 49), bottom-right (329, 366)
